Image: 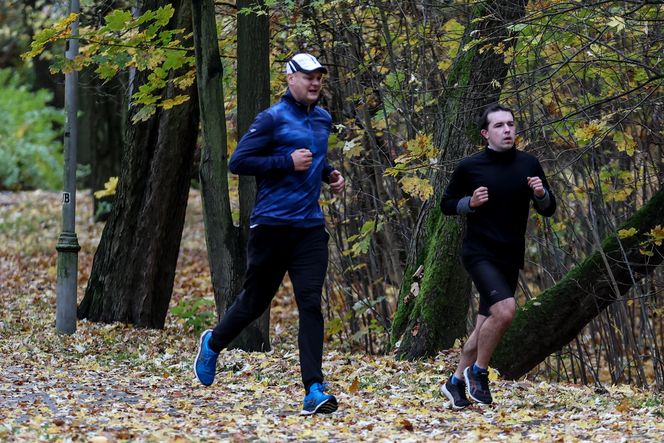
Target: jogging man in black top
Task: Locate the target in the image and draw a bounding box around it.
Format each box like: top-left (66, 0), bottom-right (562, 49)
top-left (440, 104), bottom-right (556, 408)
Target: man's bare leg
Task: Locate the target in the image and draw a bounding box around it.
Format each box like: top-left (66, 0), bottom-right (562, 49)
top-left (453, 315), bottom-right (487, 380)
top-left (475, 297), bottom-right (516, 368)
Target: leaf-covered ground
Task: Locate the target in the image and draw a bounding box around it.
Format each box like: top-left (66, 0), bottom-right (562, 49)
top-left (1, 190), bottom-right (662, 442)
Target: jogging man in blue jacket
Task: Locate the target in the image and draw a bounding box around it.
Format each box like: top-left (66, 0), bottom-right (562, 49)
top-left (194, 53), bottom-right (344, 415)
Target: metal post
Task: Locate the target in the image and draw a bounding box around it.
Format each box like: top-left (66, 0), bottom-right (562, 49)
top-left (56, 0), bottom-right (81, 334)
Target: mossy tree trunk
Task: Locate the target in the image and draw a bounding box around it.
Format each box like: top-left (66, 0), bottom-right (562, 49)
top-left (391, 0), bottom-right (528, 360)
top-left (78, 0), bottom-right (199, 327)
top-left (493, 188), bottom-right (664, 379)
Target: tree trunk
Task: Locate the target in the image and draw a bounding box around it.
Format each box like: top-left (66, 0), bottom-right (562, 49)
top-left (78, 70), bottom-right (125, 221)
top-left (391, 1), bottom-right (528, 359)
top-left (192, 0), bottom-right (270, 350)
top-left (191, 0), bottom-right (239, 333)
top-left (493, 188), bottom-right (664, 379)
top-left (227, 0), bottom-right (270, 350)
top-left (78, 0), bottom-right (199, 327)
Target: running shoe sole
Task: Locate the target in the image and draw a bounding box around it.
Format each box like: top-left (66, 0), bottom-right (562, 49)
top-left (441, 384), bottom-right (469, 410)
top-left (300, 397), bottom-right (338, 415)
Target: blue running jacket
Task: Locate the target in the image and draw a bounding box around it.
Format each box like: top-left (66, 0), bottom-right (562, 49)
top-left (229, 90), bottom-right (335, 228)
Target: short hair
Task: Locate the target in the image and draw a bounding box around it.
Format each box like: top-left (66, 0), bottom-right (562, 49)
top-left (479, 104), bottom-right (514, 131)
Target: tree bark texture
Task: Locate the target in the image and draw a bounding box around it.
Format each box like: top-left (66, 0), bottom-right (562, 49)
top-left (191, 0), bottom-right (240, 330)
top-left (493, 188), bottom-right (664, 379)
top-left (78, 0), bottom-right (199, 328)
top-left (227, 0), bottom-right (271, 350)
top-left (78, 69), bottom-right (125, 221)
top-left (391, 0), bottom-right (528, 359)
top-left (192, 0), bottom-right (272, 351)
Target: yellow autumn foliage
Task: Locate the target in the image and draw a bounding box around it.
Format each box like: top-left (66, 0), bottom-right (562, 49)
top-left (94, 176), bottom-right (119, 199)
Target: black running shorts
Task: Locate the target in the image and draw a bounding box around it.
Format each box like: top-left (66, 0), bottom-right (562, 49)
top-left (465, 260), bottom-right (519, 316)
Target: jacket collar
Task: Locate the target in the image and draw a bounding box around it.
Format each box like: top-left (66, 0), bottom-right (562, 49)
top-left (282, 89), bottom-right (319, 112)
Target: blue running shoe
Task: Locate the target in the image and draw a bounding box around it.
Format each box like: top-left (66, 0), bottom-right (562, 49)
top-left (301, 382), bottom-right (338, 415)
top-left (194, 329), bottom-right (219, 386)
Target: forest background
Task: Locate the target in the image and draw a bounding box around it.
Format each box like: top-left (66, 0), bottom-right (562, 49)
top-left (1, 0), bottom-right (663, 438)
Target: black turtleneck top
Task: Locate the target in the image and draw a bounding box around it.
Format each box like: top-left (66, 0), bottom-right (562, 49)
top-left (441, 147), bottom-right (556, 269)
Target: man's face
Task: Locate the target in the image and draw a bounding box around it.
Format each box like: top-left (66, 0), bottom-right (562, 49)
top-left (287, 71), bottom-right (323, 105)
top-left (481, 110), bottom-right (515, 151)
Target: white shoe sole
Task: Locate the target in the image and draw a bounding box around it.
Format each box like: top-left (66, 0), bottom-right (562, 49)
top-left (441, 384), bottom-right (468, 410)
top-left (300, 397), bottom-right (338, 415)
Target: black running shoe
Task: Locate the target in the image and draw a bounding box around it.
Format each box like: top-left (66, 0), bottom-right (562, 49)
top-left (463, 366), bottom-right (492, 404)
top-left (441, 378), bottom-right (471, 409)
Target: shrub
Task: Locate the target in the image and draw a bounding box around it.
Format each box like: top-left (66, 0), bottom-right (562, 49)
top-left (0, 69), bottom-right (64, 190)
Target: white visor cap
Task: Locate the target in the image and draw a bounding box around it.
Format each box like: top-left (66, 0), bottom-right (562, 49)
top-left (285, 53), bottom-right (328, 75)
